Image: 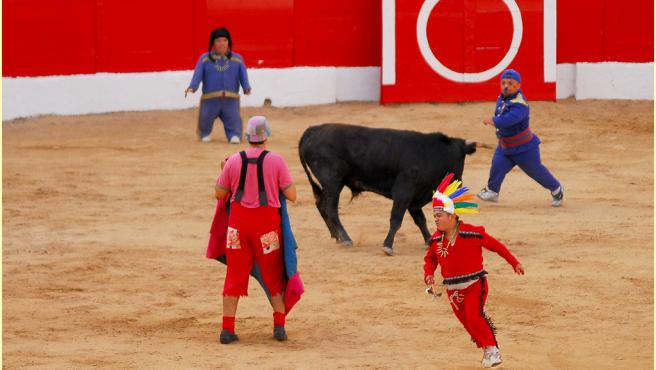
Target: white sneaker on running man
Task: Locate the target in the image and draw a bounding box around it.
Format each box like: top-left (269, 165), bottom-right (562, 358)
top-left (477, 187), bottom-right (499, 202)
top-left (551, 185), bottom-right (564, 207)
top-left (481, 347), bottom-right (502, 368)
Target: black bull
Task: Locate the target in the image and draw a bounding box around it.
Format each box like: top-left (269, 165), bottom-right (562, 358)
top-left (298, 123), bottom-right (477, 255)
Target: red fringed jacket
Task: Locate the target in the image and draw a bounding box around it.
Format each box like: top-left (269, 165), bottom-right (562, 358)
top-left (424, 222), bottom-right (520, 285)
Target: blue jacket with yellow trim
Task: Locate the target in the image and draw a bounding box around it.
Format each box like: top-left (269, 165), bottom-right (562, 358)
top-left (188, 52), bottom-right (251, 95)
top-left (492, 90), bottom-right (540, 155)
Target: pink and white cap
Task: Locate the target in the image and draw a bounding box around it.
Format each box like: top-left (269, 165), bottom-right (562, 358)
top-left (246, 115), bottom-right (271, 143)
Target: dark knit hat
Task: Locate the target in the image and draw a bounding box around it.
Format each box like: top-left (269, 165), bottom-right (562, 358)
top-left (209, 27), bottom-right (232, 54)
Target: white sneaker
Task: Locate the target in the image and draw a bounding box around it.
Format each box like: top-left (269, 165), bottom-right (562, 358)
top-left (477, 187), bottom-right (499, 202)
top-left (551, 185), bottom-right (564, 207)
top-left (482, 347), bottom-right (502, 368)
top-left (200, 135), bottom-right (211, 142)
top-left (229, 136), bottom-right (241, 144)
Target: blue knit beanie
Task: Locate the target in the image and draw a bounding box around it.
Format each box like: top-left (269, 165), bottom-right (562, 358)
top-left (500, 69), bottom-right (521, 83)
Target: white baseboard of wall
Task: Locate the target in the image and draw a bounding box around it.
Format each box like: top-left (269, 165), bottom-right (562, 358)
top-left (2, 63), bottom-right (651, 120)
top-left (556, 64), bottom-right (576, 99)
top-left (575, 62), bottom-right (654, 100)
top-left (557, 62), bottom-right (653, 100)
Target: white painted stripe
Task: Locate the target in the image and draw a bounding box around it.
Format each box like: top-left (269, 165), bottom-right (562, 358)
top-left (2, 67), bottom-right (382, 121)
top-left (336, 67), bottom-right (381, 102)
top-left (556, 63), bottom-right (575, 99)
top-left (381, 0), bottom-right (396, 85)
top-left (3, 61), bottom-right (651, 120)
top-left (543, 0), bottom-right (557, 82)
top-left (575, 62), bottom-right (654, 100)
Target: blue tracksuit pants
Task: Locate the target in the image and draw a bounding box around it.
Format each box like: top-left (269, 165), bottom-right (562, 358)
top-left (487, 145), bottom-right (560, 193)
top-left (197, 98), bottom-right (242, 140)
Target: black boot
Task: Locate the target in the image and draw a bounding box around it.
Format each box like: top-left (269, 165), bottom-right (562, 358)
top-left (273, 326), bottom-right (288, 341)
top-left (219, 330), bottom-right (239, 344)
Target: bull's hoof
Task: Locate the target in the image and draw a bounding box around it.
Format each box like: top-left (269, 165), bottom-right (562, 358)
top-left (382, 246), bottom-right (394, 256)
top-left (336, 239), bottom-right (354, 247)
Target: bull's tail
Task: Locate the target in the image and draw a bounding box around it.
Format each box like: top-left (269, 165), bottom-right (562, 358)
top-left (464, 141), bottom-right (477, 155)
top-left (298, 130), bottom-right (323, 202)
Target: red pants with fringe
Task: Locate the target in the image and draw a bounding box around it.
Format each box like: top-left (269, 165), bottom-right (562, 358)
top-left (446, 277), bottom-right (498, 348)
top-left (223, 202), bottom-right (285, 297)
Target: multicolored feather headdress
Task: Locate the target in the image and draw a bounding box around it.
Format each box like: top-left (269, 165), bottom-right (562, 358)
top-left (432, 173), bottom-right (479, 215)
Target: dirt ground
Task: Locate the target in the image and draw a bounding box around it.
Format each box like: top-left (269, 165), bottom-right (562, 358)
top-left (3, 100), bottom-right (653, 369)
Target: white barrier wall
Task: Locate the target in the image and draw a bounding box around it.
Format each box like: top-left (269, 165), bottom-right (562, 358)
top-left (2, 63), bottom-right (651, 120)
top-left (575, 62), bottom-right (654, 100)
top-left (336, 67), bottom-right (381, 102)
top-left (241, 67), bottom-right (336, 107)
top-left (2, 67), bottom-right (380, 121)
top-left (2, 71), bottom-right (196, 120)
top-left (556, 64), bottom-right (576, 99)
top-left (556, 62), bottom-right (654, 100)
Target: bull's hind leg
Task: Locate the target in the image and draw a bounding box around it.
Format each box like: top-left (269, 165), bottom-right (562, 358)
top-left (308, 159), bottom-right (353, 246)
top-left (314, 180), bottom-right (353, 247)
top-left (315, 193), bottom-right (339, 240)
top-left (409, 207), bottom-right (432, 245)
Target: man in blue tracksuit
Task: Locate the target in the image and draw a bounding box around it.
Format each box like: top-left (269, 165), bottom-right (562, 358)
top-left (185, 27), bottom-right (251, 144)
top-left (478, 69), bottom-right (564, 207)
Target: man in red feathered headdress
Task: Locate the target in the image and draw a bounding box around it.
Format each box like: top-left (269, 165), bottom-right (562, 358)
top-left (424, 173), bottom-right (525, 368)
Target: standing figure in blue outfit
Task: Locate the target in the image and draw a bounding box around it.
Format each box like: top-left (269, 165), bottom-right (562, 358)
top-left (478, 69), bottom-right (564, 207)
top-left (185, 27), bottom-right (251, 144)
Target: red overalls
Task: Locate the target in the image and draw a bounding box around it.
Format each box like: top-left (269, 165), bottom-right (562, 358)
top-left (222, 151), bottom-right (286, 297)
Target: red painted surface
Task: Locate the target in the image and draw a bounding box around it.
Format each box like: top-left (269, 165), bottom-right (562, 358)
top-left (95, 1), bottom-right (197, 73)
top-left (2, 0), bottom-right (96, 76)
top-left (2, 0), bottom-right (653, 77)
top-left (464, 1), bottom-right (514, 73)
top-left (206, 0), bottom-right (295, 68)
top-left (382, 0), bottom-right (556, 103)
top-left (293, 0), bottom-right (381, 66)
top-left (557, 0), bottom-right (654, 63)
top-left (604, 0), bottom-right (654, 62)
top-left (556, 0), bottom-right (604, 63)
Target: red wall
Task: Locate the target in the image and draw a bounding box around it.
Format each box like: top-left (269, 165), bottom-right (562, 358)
top-left (95, 1), bottom-right (202, 73)
top-left (557, 0), bottom-right (654, 63)
top-left (3, 0), bottom-right (97, 76)
top-left (293, 1), bottom-right (381, 67)
top-left (206, 0), bottom-right (295, 68)
top-left (2, 0), bottom-right (653, 77)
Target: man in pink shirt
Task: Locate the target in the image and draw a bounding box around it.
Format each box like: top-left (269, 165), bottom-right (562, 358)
top-left (215, 116), bottom-right (297, 344)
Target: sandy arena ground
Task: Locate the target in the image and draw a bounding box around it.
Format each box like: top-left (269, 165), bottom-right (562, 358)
top-left (3, 100), bottom-right (653, 369)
